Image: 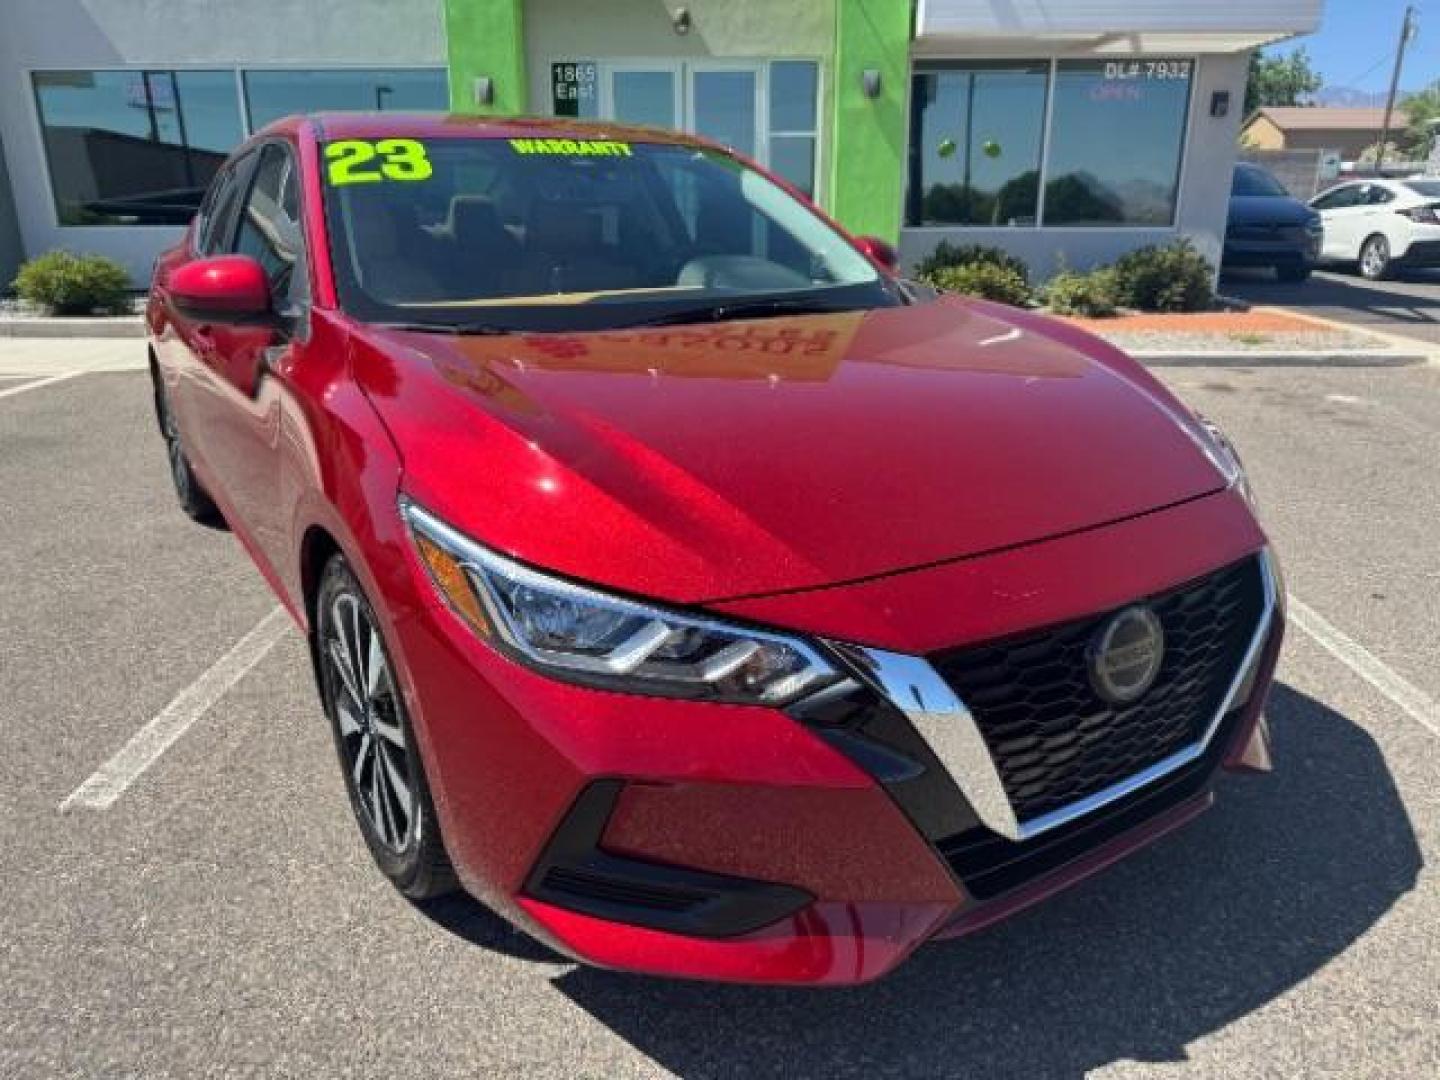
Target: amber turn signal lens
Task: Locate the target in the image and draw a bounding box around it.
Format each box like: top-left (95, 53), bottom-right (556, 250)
top-left (414, 532), bottom-right (492, 637)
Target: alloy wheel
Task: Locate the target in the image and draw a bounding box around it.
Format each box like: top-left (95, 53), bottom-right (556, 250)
top-left (1361, 237), bottom-right (1389, 279)
top-left (324, 593), bottom-right (415, 852)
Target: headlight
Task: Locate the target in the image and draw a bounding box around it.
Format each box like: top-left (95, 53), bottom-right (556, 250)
top-left (401, 499), bottom-right (841, 705)
top-left (1198, 416), bottom-right (1256, 507)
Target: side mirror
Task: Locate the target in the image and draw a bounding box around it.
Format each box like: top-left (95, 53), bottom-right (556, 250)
top-left (854, 235), bottom-right (900, 272)
top-left (168, 255), bottom-right (273, 325)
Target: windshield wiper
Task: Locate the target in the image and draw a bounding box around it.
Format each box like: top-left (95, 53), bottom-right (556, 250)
top-left (612, 297), bottom-right (853, 330)
top-left (373, 320), bottom-right (517, 336)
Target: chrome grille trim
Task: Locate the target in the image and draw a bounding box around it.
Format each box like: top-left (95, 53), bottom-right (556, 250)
top-left (836, 549), bottom-right (1277, 843)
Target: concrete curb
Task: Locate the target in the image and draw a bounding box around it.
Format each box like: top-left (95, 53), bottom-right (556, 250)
top-left (0, 317), bottom-right (146, 339)
top-left (1249, 305), bottom-right (1440, 368)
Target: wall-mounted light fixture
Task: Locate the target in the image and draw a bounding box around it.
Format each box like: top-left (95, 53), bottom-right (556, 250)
top-left (672, 7), bottom-right (691, 35)
top-left (861, 69), bottom-right (882, 99)
top-left (1210, 90), bottom-right (1230, 118)
top-left (473, 76), bottom-right (494, 107)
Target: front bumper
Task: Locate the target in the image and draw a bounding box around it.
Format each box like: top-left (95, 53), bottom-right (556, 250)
top-left (389, 488), bottom-right (1281, 985)
top-left (1222, 237), bottom-right (1320, 268)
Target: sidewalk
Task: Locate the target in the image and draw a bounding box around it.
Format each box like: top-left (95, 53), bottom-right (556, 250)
top-left (0, 337), bottom-right (147, 376)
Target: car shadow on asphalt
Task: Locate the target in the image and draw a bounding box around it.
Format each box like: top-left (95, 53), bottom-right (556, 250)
top-left (413, 892), bottom-right (570, 964)
top-left (541, 682), bottom-right (1420, 1078)
top-left (1224, 267), bottom-right (1440, 329)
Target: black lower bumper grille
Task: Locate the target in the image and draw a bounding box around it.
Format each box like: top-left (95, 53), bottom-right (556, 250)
top-left (525, 781), bottom-right (813, 938)
top-left (937, 707), bottom-right (1239, 900)
top-left (929, 557), bottom-right (1265, 826)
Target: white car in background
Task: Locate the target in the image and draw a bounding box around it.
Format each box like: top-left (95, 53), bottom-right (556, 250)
top-left (1309, 177), bottom-right (1440, 280)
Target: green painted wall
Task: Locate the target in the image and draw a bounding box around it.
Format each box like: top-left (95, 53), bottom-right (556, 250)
top-left (830, 0), bottom-right (911, 242)
top-left (444, 0), bottom-right (528, 115)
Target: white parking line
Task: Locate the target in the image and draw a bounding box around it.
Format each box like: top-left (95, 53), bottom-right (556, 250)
top-left (1290, 596), bottom-right (1440, 739)
top-left (0, 371), bottom-right (90, 401)
top-left (60, 607), bottom-right (292, 811)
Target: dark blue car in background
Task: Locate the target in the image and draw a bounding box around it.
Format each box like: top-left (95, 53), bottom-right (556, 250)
top-left (1223, 163), bottom-right (1323, 282)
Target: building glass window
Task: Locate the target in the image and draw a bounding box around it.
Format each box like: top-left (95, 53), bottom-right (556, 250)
top-left (242, 68), bottom-right (447, 129)
top-left (550, 60), bottom-right (821, 200)
top-left (1044, 60), bottom-right (1193, 227)
top-left (32, 69), bottom-right (243, 226)
top-left (906, 63), bottom-right (1048, 227)
top-left (768, 61), bottom-right (819, 198)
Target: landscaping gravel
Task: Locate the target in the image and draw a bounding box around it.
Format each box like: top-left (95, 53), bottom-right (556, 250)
top-left (1093, 328), bottom-right (1385, 353)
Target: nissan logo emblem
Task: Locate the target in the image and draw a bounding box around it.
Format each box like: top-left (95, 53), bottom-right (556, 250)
top-left (1088, 606), bottom-right (1165, 705)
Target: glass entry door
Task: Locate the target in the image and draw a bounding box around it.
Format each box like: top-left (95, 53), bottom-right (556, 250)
top-left (600, 62), bottom-right (762, 159)
top-left (600, 64), bottom-right (681, 130)
top-left (582, 60), bottom-right (818, 198)
top-left (686, 66), bottom-right (760, 158)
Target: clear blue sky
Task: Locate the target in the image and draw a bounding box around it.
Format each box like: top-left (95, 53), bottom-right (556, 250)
top-left (1274, 1), bottom-right (1438, 94)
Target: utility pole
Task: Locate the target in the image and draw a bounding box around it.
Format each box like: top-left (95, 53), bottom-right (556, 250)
top-left (1376, 4), bottom-right (1419, 171)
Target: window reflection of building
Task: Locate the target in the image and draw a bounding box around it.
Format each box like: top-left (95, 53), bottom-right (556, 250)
top-left (33, 69), bottom-right (240, 226)
top-left (906, 59), bottom-right (1193, 230)
top-left (31, 67), bottom-right (446, 227)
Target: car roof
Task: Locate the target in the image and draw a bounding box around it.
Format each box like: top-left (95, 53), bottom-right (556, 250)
top-left (255, 111), bottom-right (720, 151)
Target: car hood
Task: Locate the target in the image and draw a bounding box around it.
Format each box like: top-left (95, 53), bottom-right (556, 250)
top-left (353, 296), bottom-right (1228, 604)
top-left (1229, 194), bottom-right (1316, 226)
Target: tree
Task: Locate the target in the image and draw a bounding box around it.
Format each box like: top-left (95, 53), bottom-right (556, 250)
top-left (1401, 81), bottom-right (1440, 158)
top-left (1245, 47), bottom-right (1323, 114)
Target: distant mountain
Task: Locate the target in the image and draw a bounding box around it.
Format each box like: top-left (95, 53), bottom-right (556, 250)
top-left (1306, 86), bottom-right (1391, 108)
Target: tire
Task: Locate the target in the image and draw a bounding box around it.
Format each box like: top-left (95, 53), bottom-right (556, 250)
top-left (316, 555), bottom-right (457, 899)
top-left (1276, 264), bottom-right (1312, 283)
top-left (1359, 234), bottom-right (1392, 280)
top-left (152, 368), bottom-right (224, 526)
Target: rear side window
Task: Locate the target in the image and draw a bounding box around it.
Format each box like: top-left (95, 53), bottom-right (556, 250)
top-left (233, 143), bottom-right (308, 304)
top-left (1404, 180), bottom-right (1440, 199)
top-left (1362, 185), bottom-right (1395, 206)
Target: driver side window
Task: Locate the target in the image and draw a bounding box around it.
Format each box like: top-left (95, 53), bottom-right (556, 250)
top-left (196, 153), bottom-right (253, 256)
top-left (1312, 185), bottom-right (1359, 211)
top-left (232, 143), bottom-right (308, 306)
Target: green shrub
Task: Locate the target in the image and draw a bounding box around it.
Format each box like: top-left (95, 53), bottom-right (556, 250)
top-left (924, 262), bottom-right (1033, 307)
top-left (12, 251), bottom-right (132, 316)
top-left (914, 240), bottom-right (1030, 286)
top-left (1109, 240), bottom-right (1214, 313)
top-left (1044, 267), bottom-right (1120, 317)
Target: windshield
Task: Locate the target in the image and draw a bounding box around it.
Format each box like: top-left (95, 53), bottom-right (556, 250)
top-left (321, 135), bottom-right (894, 331)
top-left (1231, 165), bottom-right (1289, 197)
top-left (1403, 180), bottom-right (1440, 198)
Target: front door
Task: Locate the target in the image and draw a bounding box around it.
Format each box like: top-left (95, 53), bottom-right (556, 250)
top-left (599, 62), bottom-right (765, 162)
top-left (601, 64), bottom-right (682, 130)
top-left (191, 141), bottom-right (308, 581)
top-left (686, 66), bottom-right (761, 159)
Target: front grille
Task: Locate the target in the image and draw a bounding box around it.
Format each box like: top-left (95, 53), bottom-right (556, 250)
top-left (1231, 224), bottom-right (1309, 243)
top-left (938, 708), bottom-right (1237, 900)
top-left (929, 557), bottom-right (1264, 826)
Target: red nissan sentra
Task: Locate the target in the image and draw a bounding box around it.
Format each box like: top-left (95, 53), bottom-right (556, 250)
top-left (147, 114), bottom-right (1283, 985)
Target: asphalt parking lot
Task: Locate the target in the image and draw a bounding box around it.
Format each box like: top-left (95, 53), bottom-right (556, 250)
top-left (1226, 266), bottom-right (1440, 347)
top-left (1, 340), bottom-right (1437, 1078)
